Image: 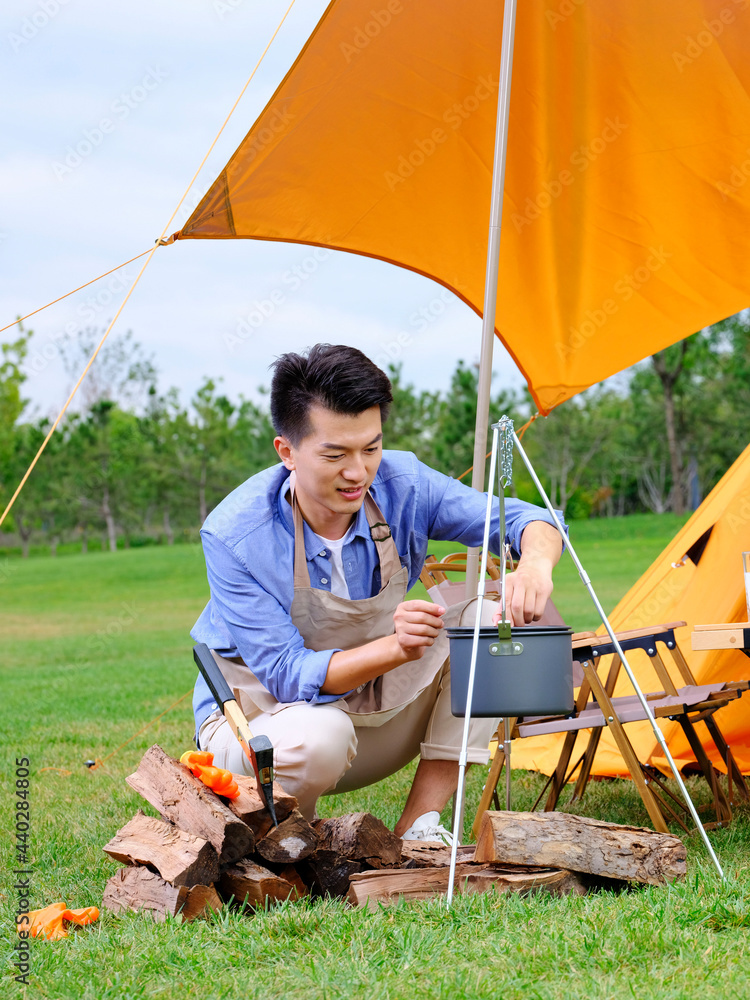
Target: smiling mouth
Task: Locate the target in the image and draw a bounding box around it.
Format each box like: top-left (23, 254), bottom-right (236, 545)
top-left (337, 486), bottom-right (364, 498)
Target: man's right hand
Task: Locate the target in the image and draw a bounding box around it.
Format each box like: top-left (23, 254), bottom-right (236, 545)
top-left (393, 600), bottom-right (445, 659)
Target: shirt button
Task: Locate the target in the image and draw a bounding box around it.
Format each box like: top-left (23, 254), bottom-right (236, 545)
top-left (319, 550), bottom-right (326, 557)
top-left (321, 577), bottom-right (328, 584)
top-left (211, 703), bottom-right (218, 710)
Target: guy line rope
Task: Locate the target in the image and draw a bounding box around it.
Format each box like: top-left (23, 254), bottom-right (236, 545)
top-left (0, 0), bottom-right (299, 530)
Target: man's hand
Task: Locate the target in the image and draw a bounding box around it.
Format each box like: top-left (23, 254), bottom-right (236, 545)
top-left (492, 558), bottom-right (554, 626)
top-left (492, 521), bottom-right (562, 626)
top-left (393, 600), bottom-right (445, 659)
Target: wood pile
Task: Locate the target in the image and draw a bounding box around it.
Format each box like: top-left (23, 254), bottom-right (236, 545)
top-left (101, 745), bottom-right (686, 923)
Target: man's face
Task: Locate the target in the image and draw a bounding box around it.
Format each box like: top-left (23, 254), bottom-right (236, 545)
top-left (275, 403), bottom-right (383, 534)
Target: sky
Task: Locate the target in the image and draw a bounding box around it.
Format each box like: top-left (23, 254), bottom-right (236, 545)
top-left (1, 0), bottom-right (528, 422)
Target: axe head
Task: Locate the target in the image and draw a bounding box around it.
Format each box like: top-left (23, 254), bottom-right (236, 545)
top-left (248, 734), bottom-right (278, 827)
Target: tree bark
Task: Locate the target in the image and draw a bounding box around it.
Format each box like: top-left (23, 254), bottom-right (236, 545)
top-left (102, 809), bottom-right (219, 887)
top-left (102, 866), bottom-right (221, 922)
top-left (199, 459), bottom-right (208, 525)
top-left (652, 345), bottom-right (688, 515)
top-left (163, 507), bottom-right (174, 545)
top-left (314, 812), bottom-right (402, 868)
top-left (125, 744), bottom-right (254, 864)
top-left (16, 516), bottom-right (31, 558)
top-left (218, 859), bottom-right (301, 909)
top-left (474, 811), bottom-right (686, 885)
top-left (102, 484), bottom-right (118, 552)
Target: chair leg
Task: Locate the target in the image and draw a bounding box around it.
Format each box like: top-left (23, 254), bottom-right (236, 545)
top-left (580, 659), bottom-right (670, 833)
top-left (569, 653), bottom-right (624, 804)
top-left (702, 715), bottom-right (750, 802)
top-left (544, 731), bottom-right (579, 811)
top-left (471, 741), bottom-right (506, 841)
top-left (570, 727), bottom-right (605, 804)
top-left (676, 717), bottom-right (732, 825)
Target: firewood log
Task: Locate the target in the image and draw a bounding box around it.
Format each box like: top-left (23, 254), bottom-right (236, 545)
top-left (102, 809), bottom-right (219, 887)
top-left (228, 776), bottom-right (297, 839)
top-left (296, 850), bottom-right (364, 898)
top-left (254, 809), bottom-right (318, 865)
top-left (125, 744), bottom-right (253, 864)
top-left (314, 812), bottom-right (402, 868)
top-left (474, 811), bottom-right (686, 885)
top-left (102, 866), bottom-right (221, 922)
top-left (346, 863), bottom-right (584, 910)
top-left (219, 858), bottom-right (301, 908)
top-left (400, 842), bottom-right (475, 868)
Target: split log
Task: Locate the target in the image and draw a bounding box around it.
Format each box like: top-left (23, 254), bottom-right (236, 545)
top-left (255, 809), bottom-right (318, 865)
top-left (277, 865), bottom-right (310, 899)
top-left (297, 849), bottom-right (364, 898)
top-left (102, 809), bottom-right (219, 887)
top-left (347, 864), bottom-right (584, 910)
top-left (228, 776), bottom-right (298, 839)
top-left (400, 842), bottom-right (476, 868)
top-left (314, 812), bottom-right (402, 868)
top-left (102, 866), bottom-right (221, 922)
top-left (125, 744), bottom-right (254, 864)
top-left (474, 811), bottom-right (686, 885)
top-left (219, 859), bottom-right (301, 909)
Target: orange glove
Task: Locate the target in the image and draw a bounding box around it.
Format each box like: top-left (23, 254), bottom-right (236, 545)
top-left (22, 902), bottom-right (99, 941)
top-left (180, 750), bottom-right (240, 799)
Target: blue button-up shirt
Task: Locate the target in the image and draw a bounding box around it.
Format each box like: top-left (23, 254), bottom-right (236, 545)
top-left (190, 450), bottom-right (565, 740)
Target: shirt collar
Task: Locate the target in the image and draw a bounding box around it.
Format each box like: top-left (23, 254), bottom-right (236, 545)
top-left (277, 475), bottom-right (373, 558)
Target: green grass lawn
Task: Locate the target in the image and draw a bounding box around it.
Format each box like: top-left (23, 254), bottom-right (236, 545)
top-left (2, 513), bottom-right (749, 1000)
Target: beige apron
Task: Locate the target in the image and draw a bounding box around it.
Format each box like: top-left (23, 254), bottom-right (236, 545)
top-left (215, 474), bottom-right (476, 728)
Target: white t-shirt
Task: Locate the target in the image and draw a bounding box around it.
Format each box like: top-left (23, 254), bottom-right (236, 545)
top-left (314, 524), bottom-right (355, 599)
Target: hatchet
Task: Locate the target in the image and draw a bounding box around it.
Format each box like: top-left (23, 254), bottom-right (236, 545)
top-left (192, 643), bottom-right (278, 827)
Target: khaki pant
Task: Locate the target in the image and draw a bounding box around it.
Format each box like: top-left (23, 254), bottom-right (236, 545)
top-left (198, 645), bottom-right (499, 820)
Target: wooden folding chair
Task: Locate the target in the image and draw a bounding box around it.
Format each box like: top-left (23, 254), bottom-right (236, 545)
top-left (472, 622), bottom-right (750, 836)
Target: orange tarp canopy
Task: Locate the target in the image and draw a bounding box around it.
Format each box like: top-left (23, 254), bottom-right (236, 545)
top-left (513, 443), bottom-right (750, 777)
top-left (178, 0), bottom-right (750, 414)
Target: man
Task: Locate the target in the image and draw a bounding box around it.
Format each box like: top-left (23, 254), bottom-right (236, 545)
top-left (191, 344), bottom-right (563, 844)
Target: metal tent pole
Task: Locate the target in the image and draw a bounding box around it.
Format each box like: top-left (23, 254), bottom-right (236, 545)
top-left (447, 425), bottom-right (502, 905)
top-left (465, 0), bottom-right (518, 599)
top-left (511, 429), bottom-right (725, 879)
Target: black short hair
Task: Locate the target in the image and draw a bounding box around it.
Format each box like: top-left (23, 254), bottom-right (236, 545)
top-left (270, 343), bottom-right (393, 445)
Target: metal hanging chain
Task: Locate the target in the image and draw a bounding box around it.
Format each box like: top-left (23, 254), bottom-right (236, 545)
top-left (497, 416), bottom-right (514, 635)
top-left (498, 415), bottom-right (515, 490)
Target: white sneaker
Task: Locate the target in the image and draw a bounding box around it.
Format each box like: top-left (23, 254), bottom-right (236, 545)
top-left (400, 810), bottom-right (455, 847)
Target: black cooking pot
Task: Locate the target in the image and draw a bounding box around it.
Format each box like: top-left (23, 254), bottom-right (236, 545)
top-left (447, 625), bottom-right (574, 717)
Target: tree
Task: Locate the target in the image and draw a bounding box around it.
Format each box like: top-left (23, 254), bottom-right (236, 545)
top-left (383, 363), bottom-right (439, 465)
top-left (57, 328), bottom-right (157, 413)
top-left (432, 361), bottom-right (517, 479)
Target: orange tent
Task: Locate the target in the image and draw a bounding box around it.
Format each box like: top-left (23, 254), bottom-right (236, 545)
top-left (177, 0), bottom-right (750, 415)
top-left (513, 443), bottom-right (750, 776)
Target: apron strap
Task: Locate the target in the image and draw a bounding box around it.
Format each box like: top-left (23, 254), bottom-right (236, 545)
top-left (289, 473), bottom-right (401, 592)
